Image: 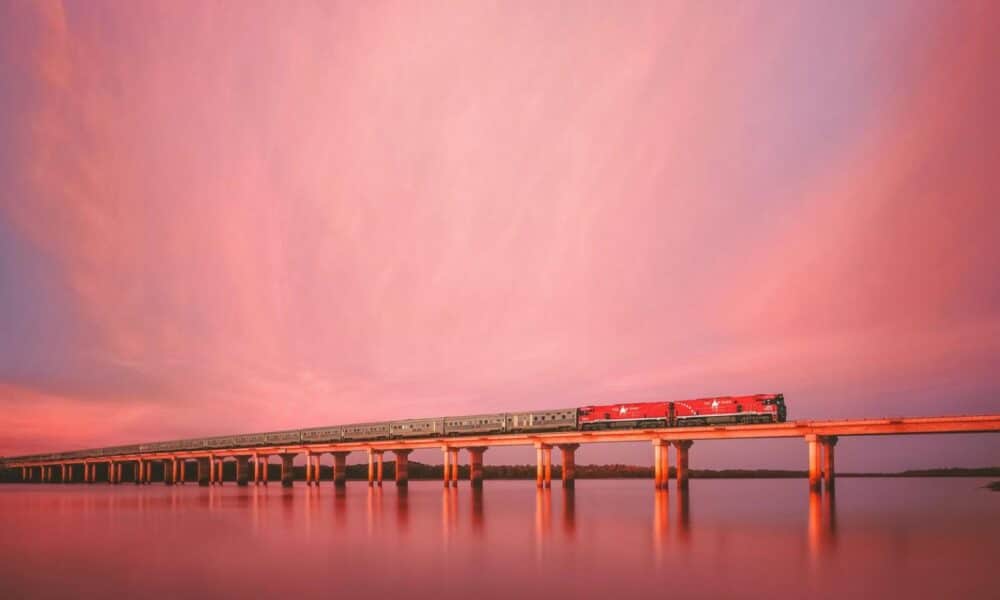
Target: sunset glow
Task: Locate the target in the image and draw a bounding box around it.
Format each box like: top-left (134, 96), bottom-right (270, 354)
top-left (1, 1), bottom-right (997, 469)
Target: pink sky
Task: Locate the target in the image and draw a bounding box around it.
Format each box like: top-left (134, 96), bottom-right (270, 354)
top-left (0, 1), bottom-right (997, 469)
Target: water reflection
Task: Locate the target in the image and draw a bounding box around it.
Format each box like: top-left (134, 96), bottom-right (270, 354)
top-left (366, 485), bottom-right (382, 535)
top-left (677, 488), bottom-right (690, 542)
top-left (653, 490), bottom-right (669, 550)
top-left (808, 489), bottom-right (838, 559)
top-left (441, 486), bottom-right (458, 543)
top-left (534, 488), bottom-right (551, 561)
top-left (470, 488), bottom-right (484, 535)
top-left (396, 486), bottom-right (409, 532)
top-left (562, 488), bottom-right (576, 538)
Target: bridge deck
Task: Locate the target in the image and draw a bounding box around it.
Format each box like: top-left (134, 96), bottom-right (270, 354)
top-left (4, 415), bottom-right (999, 467)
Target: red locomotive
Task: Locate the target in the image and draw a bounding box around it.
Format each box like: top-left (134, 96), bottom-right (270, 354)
top-left (578, 393), bottom-right (785, 429)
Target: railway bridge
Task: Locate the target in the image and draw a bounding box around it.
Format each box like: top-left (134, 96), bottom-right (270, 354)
top-left (3, 415), bottom-right (998, 493)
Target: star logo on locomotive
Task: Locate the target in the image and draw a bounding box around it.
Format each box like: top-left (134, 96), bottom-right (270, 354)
top-left (711, 400), bottom-right (720, 411)
top-left (620, 406), bottom-right (628, 415)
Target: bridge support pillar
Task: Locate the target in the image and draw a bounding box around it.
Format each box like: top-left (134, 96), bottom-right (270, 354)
top-left (332, 452), bottom-right (349, 487)
top-left (468, 447), bottom-right (487, 488)
top-left (821, 436), bottom-right (838, 492)
top-left (393, 450), bottom-right (412, 487)
top-left (653, 440), bottom-right (671, 490)
top-left (145, 460), bottom-right (153, 484)
top-left (260, 455), bottom-right (269, 485)
top-left (673, 440), bottom-right (693, 490)
top-left (280, 454), bottom-right (296, 487)
top-left (449, 449), bottom-right (459, 487)
top-left (60, 464), bottom-right (66, 483)
top-left (197, 458), bottom-right (211, 486)
top-left (558, 444), bottom-right (579, 489)
top-left (806, 435), bottom-right (822, 492)
top-left (252, 453), bottom-right (260, 485)
top-left (441, 447), bottom-right (451, 487)
top-left (367, 450), bottom-right (375, 486)
top-left (162, 459), bottom-right (173, 485)
top-left (375, 451), bottom-right (384, 486)
top-left (234, 455), bottom-right (250, 486)
top-left (535, 444), bottom-right (552, 488)
top-left (115, 462), bottom-right (122, 484)
top-left (305, 452), bottom-right (314, 486)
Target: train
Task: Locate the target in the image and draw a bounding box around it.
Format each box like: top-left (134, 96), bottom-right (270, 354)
top-left (6, 394), bottom-right (785, 462)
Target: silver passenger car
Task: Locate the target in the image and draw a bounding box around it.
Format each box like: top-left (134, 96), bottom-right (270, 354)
top-left (506, 408), bottom-right (577, 432)
top-left (301, 426), bottom-right (342, 443)
top-left (342, 422), bottom-right (390, 441)
top-left (444, 413), bottom-right (507, 436)
top-left (390, 418), bottom-right (445, 438)
top-left (263, 430), bottom-right (301, 445)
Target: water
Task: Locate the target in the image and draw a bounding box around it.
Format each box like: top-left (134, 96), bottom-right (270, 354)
top-left (0, 478), bottom-right (996, 599)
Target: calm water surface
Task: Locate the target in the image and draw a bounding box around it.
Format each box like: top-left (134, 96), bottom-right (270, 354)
top-left (0, 479), bottom-right (996, 599)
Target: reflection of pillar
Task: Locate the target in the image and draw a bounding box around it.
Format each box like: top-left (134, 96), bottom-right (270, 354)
top-left (197, 457), bottom-right (211, 486)
top-left (673, 440), bottom-right (693, 490)
top-left (376, 451), bottom-right (384, 486)
top-left (394, 450), bottom-right (412, 486)
top-left (821, 436), bottom-right (838, 492)
top-left (368, 450), bottom-right (375, 487)
top-left (333, 452), bottom-right (348, 488)
top-left (806, 435), bottom-right (821, 492)
top-left (558, 444), bottom-right (579, 489)
top-left (441, 447), bottom-right (451, 487)
top-left (468, 447), bottom-right (486, 488)
top-left (653, 490), bottom-right (669, 545)
top-left (236, 455), bottom-right (251, 486)
top-left (562, 488), bottom-right (576, 537)
top-left (280, 454), bottom-right (296, 487)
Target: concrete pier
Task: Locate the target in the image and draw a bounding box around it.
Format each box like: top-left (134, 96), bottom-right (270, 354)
top-left (806, 434), bottom-right (821, 492)
top-left (821, 436), bottom-right (838, 491)
top-left (673, 440), bottom-right (693, 490)
top-left (376, 450), bottom-right (384, 486)
top-left (305, 452), bottom-right (314, 485)
top-left (367, 450), bottom-right (376, 486)
top-left (197, 457), bottom-right (211, 486)
top-left (449, 448), bottom-right (459, 487)
top-left (393, 449), bottom-right (412, 486)
top-left (260, 455), bottom-right (269, 485)
top-left (535, 443), bottom-right (552, 488)
top-left (441, 447), bottom-right (451, 487)
top-left (332, 452), bottom-right (348, 487)
top-left (280, 453), bottom-right (296, 487)
top-left (236, 455), bottom-right (251, 486)
top-left (468, 447), bottom-right (486, 488)
top-left (653, 440), bottom-right (671, 490)
top-left (558, 444), bottom-right (579, 489)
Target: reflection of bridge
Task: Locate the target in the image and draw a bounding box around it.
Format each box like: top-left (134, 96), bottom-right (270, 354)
top-left (3, 415), bottom-right (998, 492)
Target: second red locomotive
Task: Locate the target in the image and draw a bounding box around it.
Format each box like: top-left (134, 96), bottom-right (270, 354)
top-left (578, 393), bottom-right (785, 429)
